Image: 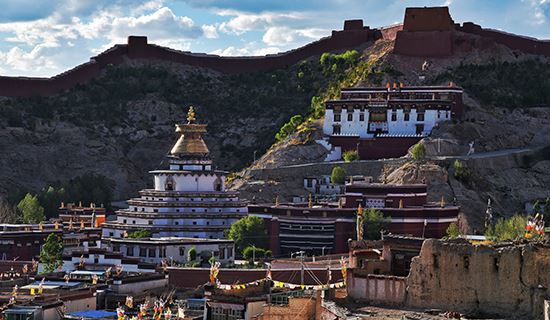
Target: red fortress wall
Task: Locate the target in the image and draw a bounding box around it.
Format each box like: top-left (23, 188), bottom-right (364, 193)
top-left (0, 20), bottom-right (399, 98)
top-left (394, 6), bottom-right (550, 57)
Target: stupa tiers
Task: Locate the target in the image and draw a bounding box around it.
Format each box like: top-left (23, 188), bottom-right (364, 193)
top-left (102, 107), bottom-right (247, 243)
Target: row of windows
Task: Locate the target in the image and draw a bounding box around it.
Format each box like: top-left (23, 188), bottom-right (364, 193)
top-left (121, 219), bottom-right (227, 226)
top-left (335, 112), bottom-right (426, 122)
top-left (132, 207), bottom-right (242, 213)
top-left (143, 197), bottom-right (236, 202)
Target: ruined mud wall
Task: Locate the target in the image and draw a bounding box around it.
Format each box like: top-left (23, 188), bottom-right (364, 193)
top-left (0, 20), bottom-right (398, 98)
top-left (406, 239), bottom-right (550, 318)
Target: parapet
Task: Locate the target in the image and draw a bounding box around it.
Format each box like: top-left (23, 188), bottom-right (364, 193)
top-left (344, 19), bottom-right (365, 30)
top-left (403, 6), bottom-right (455, 32)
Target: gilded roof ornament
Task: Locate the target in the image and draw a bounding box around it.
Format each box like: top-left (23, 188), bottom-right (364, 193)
top-left (187, 106), bottom-right (196, 124)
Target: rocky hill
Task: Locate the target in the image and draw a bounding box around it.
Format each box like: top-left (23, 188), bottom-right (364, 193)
top-left (0, 43), bottom-right (374, 200)
top-left (232, 30), bottom-right (550, 232)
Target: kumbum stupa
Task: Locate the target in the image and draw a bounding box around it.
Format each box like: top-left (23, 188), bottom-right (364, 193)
top-left (102, 107), bottom-right (247, 245)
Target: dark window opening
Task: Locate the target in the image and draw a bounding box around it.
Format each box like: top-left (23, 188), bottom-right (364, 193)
top-left (347, 113), bottom-right (353, 121)
top-left (463, 256), bottom-right (469, 270)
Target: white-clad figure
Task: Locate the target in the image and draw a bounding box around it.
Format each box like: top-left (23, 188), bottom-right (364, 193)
top-left (467, 141), bottom-right (475, 156)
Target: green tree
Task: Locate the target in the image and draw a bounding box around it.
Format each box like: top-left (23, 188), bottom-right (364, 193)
top-left (453, 160), bottom-right (471, 182)
top-left (445, 222), bottom-right (460, 239)
top-left (485, 215), bottom-right (527, 241)
top-left (361, 208), bottom-right (390, 240)
top-left (226, 216), bottom-right (268, 256)
top-left (40, 233), bottom-right (63, 273)
top-left (410, 143), bottom-right (426, 161)
top-left (330, 166), bottom-right (346, 184)
top-left (275, 114), bottom-right (303, 141)
top-left (127, 230), bottom-right (151, 238)
top-left (342, 150), bottom-right (360, 162)
top-left (17, 193), bottom-right (45, 223)
top-left (187, 246), bottom-right (197, 262)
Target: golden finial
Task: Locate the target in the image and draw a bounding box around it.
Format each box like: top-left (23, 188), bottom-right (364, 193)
top-left (61, 202), bottom-right (65, 209)
top-left (80, 220), bottom-right (85, 229)
top-left (399, 199), bottom-right (404, 209)
top-left (79, 201), bottom-right (82, 207)
top-left (308, 194), bottom-right (313, 208)
top-left (275, 196), bottom-right (280, 207)
top-left (39, 222), bottom-right (43, 231)
top-left (187, 106), bottom-right (196, 124)
top-left (69, 219), bottom-right (73, 230)
top-left (55, 221), bottom-right (59, 230)
top-left (441, 195), bottom-right (446, 208)
top-left (357, 203), bottom-right (363, 216)
top-left (338, 198), bottom-right (343, 209)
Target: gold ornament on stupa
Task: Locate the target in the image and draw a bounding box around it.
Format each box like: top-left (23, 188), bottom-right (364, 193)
top-left (170, 106), bottom-right (209, 157)
top-left (275, 196), bottom-right (280, 207)
top-left (308, 194), bottom-right (313, 208)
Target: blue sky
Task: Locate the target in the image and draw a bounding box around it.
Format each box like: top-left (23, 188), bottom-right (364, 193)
top-left (0, 0), bottom-right (549, 77)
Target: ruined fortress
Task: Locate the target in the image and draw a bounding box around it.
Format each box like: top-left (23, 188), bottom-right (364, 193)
top-left (1, 6), bottom-right (550, 98)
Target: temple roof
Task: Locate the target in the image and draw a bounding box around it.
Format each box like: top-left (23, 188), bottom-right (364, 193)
top-left (169, 106), bottom-right (210, 158)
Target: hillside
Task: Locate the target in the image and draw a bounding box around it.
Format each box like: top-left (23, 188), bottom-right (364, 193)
top-left (232, 30), bottom-right (550, 232)
top-left (0, 41), bottom-right (379, 201)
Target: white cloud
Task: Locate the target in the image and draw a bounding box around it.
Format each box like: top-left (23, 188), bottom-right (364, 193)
top-left (262, 26), bottom-right (327, 46)
top-left (202, 24), bottom-right (219, 39)
top-left (210, 46), bottom-right (250, 56)
top-left (216, 9), bottom-right (304, 35)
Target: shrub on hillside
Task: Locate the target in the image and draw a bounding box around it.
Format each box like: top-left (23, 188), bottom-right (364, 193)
top-left (411, 143), bottom-right (426, 161)
top-left (343, 150), bottom-right (360, 162)
top-left (485, 215), bottom-right (527, 241)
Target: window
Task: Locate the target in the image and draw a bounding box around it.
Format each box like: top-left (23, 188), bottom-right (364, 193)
top-left (359, 113), bottom-right (364, 121)
top-left (149, 248), bottom-right (156, 257)
top-left (109, 232), bottom-right (114, 237)
top-left (113, 245), bottom-right (120, 252)
top-left (391, 112), bottom-right (397, 121)
top-left (404, 112), bottom-right (410, 121)
top-left (134, 207), bottom-right (137, 212)
top-left (159, 247), bottom-right (166, 258)
top-left (306, 179), bottom-right (312, 188)
top-left (179, 247), bottom-right (185, 257)
top-left (193, 221), bottom-right (197, 225)
top-left (227, 247), bottom-right (233, 258)
top-left (141, 208), bottom-right (145, 212)
top-left (140, 248), bottom-right (147, 257)
top-left (153, 209), bottom-right (158, 213)
top-left (175, 221), bottom-right (179, 225)
top-left (417, 113), bottom-right (425, 121)
top-left (148, 220), bottom-right (153, 225)
top-left (332, 125), bottom-right (341, 135)
top-left (127, 246), bottom-right (134, 256)
top-left (123, 219), bottom-right (127, 224)
top-left (347, 112), bottom-right (353, 121)
top-left (220, 248), bottom-right (225, 259)
top-left (333, 113), bottom-right (341, 122)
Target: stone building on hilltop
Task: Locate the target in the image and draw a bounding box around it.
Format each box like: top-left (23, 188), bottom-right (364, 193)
top-left (320, 84), bottom-right (463, 160)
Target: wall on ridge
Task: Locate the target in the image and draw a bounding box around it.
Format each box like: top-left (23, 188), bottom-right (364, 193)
top-left (0, 20), bottom-right (381, 98)
top-left (393, 6), bottom-right (550, 57)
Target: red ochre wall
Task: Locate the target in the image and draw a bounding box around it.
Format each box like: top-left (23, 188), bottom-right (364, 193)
top-left (0, 19), bottom-right (393, 98)
top-left (394, 7), bottom-right (550, 57)
top-left (329, 136), bottom-right (421, 160)
top-left (167, 267), bottom-right (342, 288)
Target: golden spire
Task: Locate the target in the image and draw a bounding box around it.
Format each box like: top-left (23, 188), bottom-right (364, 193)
top-left (187, 106), bottom-right (196, 124)
top-left (39, 222), bottom-right (43, 231)
top-left (79, 201), bottom-right (82, 208)
top-left (338, 198), bottom-right (343, 209)
top-left (357, 203), bottom-right (363, 216)
top-left (61, 202), bottom-right (65, 209)
top-left (441, 195), bottom-right (446, 208)
top-left (399, 199), bottom-right (404, 209)
top-left (170, 106), bottom-right (209, 157)
top-left (55, 221), bottom-right (59, 230)
top-left (275, 196), bottom-right (280, 207)
top-left (80, 220), bottom-right (85, 229)
top-left (308, 194), bottom-right (313, 208)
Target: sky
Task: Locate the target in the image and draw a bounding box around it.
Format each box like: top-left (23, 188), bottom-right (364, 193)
top-left (0, 0), bottom-right (549, 77)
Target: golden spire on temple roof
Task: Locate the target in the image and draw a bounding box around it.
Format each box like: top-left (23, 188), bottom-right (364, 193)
top-left (187, 106), bottom-right (196, 124)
